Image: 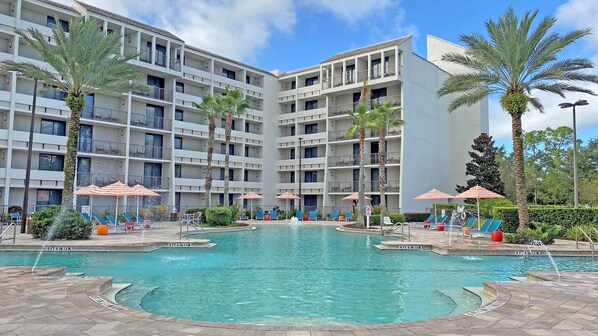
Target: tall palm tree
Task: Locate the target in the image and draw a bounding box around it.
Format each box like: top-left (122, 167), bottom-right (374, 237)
top-left (345, 78), bottom-right (375, 225)
top-left (370, 100), bottom-right (404, 226)
top-left (193, 93), bottom-right (224, 207)
top-left (1, 18), bottom-right (149, 208)
top-left (220, 88), bottom-right (249, 205)
top-left (437, 8), bottom-right (598, 232)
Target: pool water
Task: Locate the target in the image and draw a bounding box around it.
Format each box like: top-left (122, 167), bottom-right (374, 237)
top-left (2, 225), bottom-right (598, 326)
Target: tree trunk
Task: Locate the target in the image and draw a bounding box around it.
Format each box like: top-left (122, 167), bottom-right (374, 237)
top-left (357, 127), bottom-right (366, 226)
top-left (511, 114), bottom-right (529, 232)
top-left (205, 117), bottom-right (215, 207)
top-left (223, 112), bottom-right (232, 205)
top-left (378, 127), bottom-right (386, 228)
top-left (62, 95), bottom-right (85, 209)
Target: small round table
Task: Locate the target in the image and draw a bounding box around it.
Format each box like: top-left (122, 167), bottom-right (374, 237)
top-left (462, 227), bottom-right (472, 238)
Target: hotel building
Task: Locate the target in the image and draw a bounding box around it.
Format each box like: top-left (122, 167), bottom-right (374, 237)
top-left (0, 0), bottom-right (487, 214)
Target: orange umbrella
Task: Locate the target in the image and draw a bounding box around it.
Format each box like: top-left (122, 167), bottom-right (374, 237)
top-left (341, 192), bottom-right (372, 201)
top-left (130, 184), bottom-right (160, 223)
top-left (90, 181), bottom-right (135, 225)
top-left (414, 189), bottom-right (454, 224)
top-left (454, 186), bottom-right (504, 229)
top-left (238, 192), bottom-right (265, 219)
top-left (276, 192), bottom-right (300, 219)
top-left (74, 184), bottom-right (99, 217)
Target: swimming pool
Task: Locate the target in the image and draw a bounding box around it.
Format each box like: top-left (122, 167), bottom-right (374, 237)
top-left (2, 225), bottom-right (597, 326)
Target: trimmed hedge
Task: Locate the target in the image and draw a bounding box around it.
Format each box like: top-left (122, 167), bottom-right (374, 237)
top-left (205, 207), bottom-right (232, 226)
top-left (369, 213), bottom-right (406, 225)
top-left (404, 213), bottom-right (430, 222)
top-left (433, 203), bottom-right (476, 211)
top-left (185, 207), bottom-right (207, 224)
top-left (493, 207), bottom-right (598, 233)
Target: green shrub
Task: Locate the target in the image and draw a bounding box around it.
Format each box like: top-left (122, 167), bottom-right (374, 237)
top-left (479, 198), bottom-right (513, 218)
top-left (433, 203), bottom-right (476, 211)
top-left (205, 207), bottom-right (232, 226)
top-left (504, 232), bottom-right (528, 244)
top-left (493, 206), bottom-right (598, 233)
top-left (229, 203), bottom-right (241, 222)
top-left (524, 222), bottom-right (563, 245)
top-left (30, 206), bottom-right (92, 240)
top-left (404, 213), bottom-right (430, 222)
top-left (367, 213), bottom-right (405, 225)
top-left (565, 225), bottom-right (598, 241)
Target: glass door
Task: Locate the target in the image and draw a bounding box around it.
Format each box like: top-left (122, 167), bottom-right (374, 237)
top-left (79, 125), bottom-right (93, 153)
top-left (144, 162), bottom-right (162, 188)
top-left (76, 157), bottom-right (91, 186)
top-left (82, 94), bottom-right (94, 119)
top-left (145, 133), bottom-right (163, 159)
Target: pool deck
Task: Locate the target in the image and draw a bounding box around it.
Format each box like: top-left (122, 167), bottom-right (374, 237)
top-left (2, 266), bottom-right (598, 335)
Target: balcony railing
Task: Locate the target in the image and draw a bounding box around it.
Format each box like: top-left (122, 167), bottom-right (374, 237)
top-left (130, 113), bottom-right (172, 130)
top-left (328, 95), bottom-right (401, 117)
top-left (76, 172), bottom-right (124, 187)
top-left (140, 49), bottom-right (152, 63)
top-left (328, 152), bottom-right (401, 167)
top-left (124, 45), bottom-right (138, 57)
top-left (129, 144), bottom-right (170, 159)
top-left (170, 59), bottom-right (181, 71)
top-left (328, 130), bottom-right (359, 142)
top-left (133, 87), bottom-right (172, 101)
top-left (368, 152), bottom-right (401, 165)
top-left (78, 139), bottom-right (126, 156)
top-left (128, 175), bottom-right (170, 189)
top-left (81, 106), bottom-right (127, 125)
top-left (328, 180), bottom-right (400, 193)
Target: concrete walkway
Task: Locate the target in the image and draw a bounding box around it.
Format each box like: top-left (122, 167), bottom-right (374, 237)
top-left (1, 266), bottom-right (598, 335)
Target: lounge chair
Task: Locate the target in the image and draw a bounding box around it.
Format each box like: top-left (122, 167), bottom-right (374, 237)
top-left (255, 209), bottom-right (264, 220)
top-left (122, 213), bottom-right (136, 223)
top-left (92, 213), bottom-right (109, 225)
top-left (270, 210), bottom-right (278, 220)
top-left (421, 215), bottom-right (438, 229)
top-left (383, 216), bottom-right (393, 225)
top-left (429, 215), bottom-right (448, 229)
top-left (344, 211), bottom-right (353, 221)
top-left (135, 214), bottom-right (164, 229)
top-left (295, 210), bottom-right (303, 219)
top-left (423, 214), bottom-right (435, 223)
top-left (469, 219), bottom-right (494, 234)
top-left (81, 213), bottom-right (92, 222)
top-left (328, 210), bottom-right (339, 221)
top-left (456, 217), bottom-right (476, 234)
top-left (308, 210), bottom-right (317, 221)
top-left (476, 219), bottom-right (503, 235)
top-left (103, 214), bottom-right (132, 232)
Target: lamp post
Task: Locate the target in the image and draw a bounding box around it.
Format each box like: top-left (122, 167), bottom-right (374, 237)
top-left (558, 99), bottom-right (588, 208)
top-left (22, 79), bottom-right (38, 233)
top-left (298, 137), bottom-right (303, 211)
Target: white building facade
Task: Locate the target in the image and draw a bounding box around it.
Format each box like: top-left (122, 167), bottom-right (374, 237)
top-left (0, 0), bottom-right (487, 214)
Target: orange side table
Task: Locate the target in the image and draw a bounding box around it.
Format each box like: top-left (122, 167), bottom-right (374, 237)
top-left (462, 227), bottom-right (472, 238)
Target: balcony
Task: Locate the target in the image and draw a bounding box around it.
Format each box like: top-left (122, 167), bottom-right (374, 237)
top-left (124, 45), bottom-right (137, 57)
top-left (170, 58), bottom-right (182, 71)
top-left (328, 180), bottom-right (400, 193)
top-left (328, 130), bottom-right (358, 142)
top-left (139, 49), bottom-right (152, 63)
top-left (130, 113), bottom-right (172, 130)
top-left (129, 145), bottom-right (170, 160)
top-left (371, 64), bottom-right (396, 80)
top-left (329, 152), bottom-right (401, 167)
top-left (328, 95), bottom-right (401, 117)
top-left (128, 175), bottom-right (170, 190)
top-left (78, 139), bottom-right (126, 156)
top-left (133, 87), bottom-right (172, 101)
top-left (76, 172), bottom-right (124, 187)
top-left (155, 50), bottom-right (167, 67)
top-left (81, 106), bottom-right (127, 125)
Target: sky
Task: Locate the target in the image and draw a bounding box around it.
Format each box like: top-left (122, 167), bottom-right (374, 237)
top-left (63, 0), bottom-right (598, 150)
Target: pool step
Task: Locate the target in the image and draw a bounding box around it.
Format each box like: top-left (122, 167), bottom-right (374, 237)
top-left (104, 283), bottom-right (131, 304)
top-left (437, 288), bottom-right (483, 315)
top-left (115, 285), bottom-right (160, 310)
top-left (509, 276), bottom-right (528, 282)
top-left (65, 272), bottom-right (84, 277)
top-left (463, 287), bottom-right (494, 307)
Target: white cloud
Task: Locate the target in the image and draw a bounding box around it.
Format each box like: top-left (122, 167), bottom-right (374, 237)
top-left (556, 0), bottom-right (598, 48)
top-left (298, 0), bottom-right (394, 25)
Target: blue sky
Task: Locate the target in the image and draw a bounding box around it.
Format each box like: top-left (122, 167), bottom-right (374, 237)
top-left (73, 0), bottom-right (598, 150)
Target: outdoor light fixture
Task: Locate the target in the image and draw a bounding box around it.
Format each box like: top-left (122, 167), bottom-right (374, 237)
top-left (558, 99), bottom-right (589, 208)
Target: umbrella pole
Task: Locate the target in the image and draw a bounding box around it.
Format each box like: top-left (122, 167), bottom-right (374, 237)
top-left (115, 196), bottom-right (119, 226)
top-left (136, 196), bottom-right (140, 223)
top-left (477, 198), bottom-right (481, 229)
top-left (90, 196), bottom-right (93, 219)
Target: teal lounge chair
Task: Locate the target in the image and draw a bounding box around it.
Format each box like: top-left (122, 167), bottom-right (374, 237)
top-left (92, 213), bottom-right (108, 225)
top-left (470, 219), bottom-right (494, 234)
top-left (429, 215), bottom-right (447, 229)
top-left (296, 210), bottom-right (303, 219)
top-left (104, 214), bottom-right (131, 232)
top-left (328, 210), bottom-right (339, 221)
top-left (270, 210), bottom-right (278, 220)
top-left (255, 209), bottom-right (264, 220)
top-left (456, 217), bottom-right (476, 234)
top-left (122, 213), bottom-right (136, 223)
top-left (344, 212), bottom-right (353, 221)
top-left (479, 219), bottom-right (502, 235)
top-left (308, 210), bottom-right (317, 221)
top-left (81, 213), bottom-right (92, 222)
top-left (423, 214), bottom-right (435, 223)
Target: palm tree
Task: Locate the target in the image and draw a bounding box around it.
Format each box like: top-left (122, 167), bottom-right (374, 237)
top-left (345, 78), bottom-right (375, 225)
top-left (219, 88), bottom-right (249, 205)
top-left (1, 18), bottom-right (149, 208)
top-left (437, 8), bottom-right (598, 232)
top-left (370, 100), bottom-right (404, 226)
top-left (193, 93), bottom-right (224, 207)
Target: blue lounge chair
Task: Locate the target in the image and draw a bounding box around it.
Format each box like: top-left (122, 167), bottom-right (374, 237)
top-left (92, 213), bottom-right (108, 225)
top-left (81, 213), bottom-right (92, 222)
top-left (344, 211), bottom-right (353, 221)
top-left (122, 213), bottom-right (136, 223)
top-left (295, 210), bottom-right (303, 219)
top-left (308, 210), bottom-right (317, 221)
top-left (255, 209), bottom-right (264, 220)
top-left (423, 214), bottom-right (435, 223)
top-left (456, 217), bottom-right (476, 234)
top-left (134, 214), bottom-right (164, 229)
top-left (328, 210), bottom-right (339, 221)
top-left (429, 215), bottom-right (448, 229)
top-left (469, 219), bottom-right (494, 234)
top-left (270, 210), bottom-right (278, 220)
top-left (479, 219), bottom-right (502, 235)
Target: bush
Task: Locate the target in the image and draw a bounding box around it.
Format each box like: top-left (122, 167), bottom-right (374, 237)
top-left (149, 205), bottom-right (169, 221)
top-left (30, 206), bottom-right (92, 240)
top-left (565, 225), bottom-right (598, 241)
top-left (205, 207), bottom-right (232, 226)
top-left (503, 222), bottom-right (562, 245)
top-left (8, 205), bottom-right (22, 216)
top-left (404, 213), bottom-right (430, 222)
top-left (229, 203), bottom-right (241, 222)
top-left (368, 213), bottom-right (405, 225)
top-left (504, 232), bottom-right (528, 244)
top-left (493, 206), bottom-right (598, 233)
top-left (479, 198), bottom-right (513, 218)
top-left (433, 203), bottom-right (476, 211)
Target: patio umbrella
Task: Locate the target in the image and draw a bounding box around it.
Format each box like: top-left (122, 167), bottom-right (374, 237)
top-left (90, 181), bottom-right (135, 225)
top-left (238, 191), bottom-right (264, 219)
top-left (130, 184), bottom-right (160, 223)
top-left (414, 189), bottom-right (454, 224)
top-left (74, 184), bottom-right (99, 217)
top-left (276, 192), bottom-right (300, 219)
top-left (342, 193), bottom-right (372, 214)
top-left (454, 186), bottom-right (504, 229)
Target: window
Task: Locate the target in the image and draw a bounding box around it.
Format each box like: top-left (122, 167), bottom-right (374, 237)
top-left (221, 143), bottom-right (235, 155)
top-left (219, 168), bottom-right (234, 180)
top-left (39, 154), bottom-right (64, 171)
top-left (175, 164), bottom-right (182, 178)
top-left (174, 137), bottom-right (182, 149)
top-left (144, 163), bottom-right (162, 188)
top-left (46, 16), bottom-right (69, 32)
top-left (371, 88), bottom-right (387, 100)
top-left (244, 170), bottom-right (249, 182)
top-left (244, 146), bottom-right (249, 157)
top-left (42, 89), bottom-right (67, 101)
top-left (304, 195), bottom-right (317, 208)
top-left (78, 125), bottom-right (93, 152)
top-left (220, 118), bottom-right (236, 130)
top-left (305, 76), bottom-right (319, 86)
top-left (245, 122), bottom-right (250, 133)
top-left (36, 189), bottom-right (62, 207)
top-left (175, 109), bottom-right (184, 121)
top-left (290, 126), bottom-right (295, 136)
top-left (305, 100), bottom-right (318, 110)
top-left (155, 44), bottom-right (166, 66)
top-left (222, 68), bottom-right (236, 80)
top-left (40, 119), bottom-right (66, 136)
top-left (304, 147), bottom-right (317, 158)
top-left (145, 104), bottom-right (165, 129)
top-left (371, 58), bottom-right (382, 79)
top-left (144, 133), bottom-right (163, 159)
top-left (304, 171), bottom-right (317, 182)
top-left (290, 171), bottom-right (295, 183)
top-left (290, 148), bottom-right (295, 160)
top-left (246, 75), bottom-right (250, 84)
top-left (291, 81), bottom-right (296, 89)
top-left (175, 82), bottom-right (184, 93)
top-left (147, 75), bottom-right (165, 99)
top-left (305, 123), bottom-right (318, 134)
top-left (291, 103), bottom-right (296, 113)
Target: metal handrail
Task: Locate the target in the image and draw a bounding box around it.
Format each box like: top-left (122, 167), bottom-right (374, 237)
top-left (0, 222), bottom-right (16, 244)
top-left (179, 213), bottom-right (205, 239)
top-left (384, 221), bottom-right (410, 241)
top-left (576, 227), bottom-right (595, 258)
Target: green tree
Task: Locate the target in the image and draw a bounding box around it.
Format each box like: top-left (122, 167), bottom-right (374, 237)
top-left (193, 93), bottom-right (224, 207)
top-left (346, 78), bottom-right (375, 225)
top-left (496, 146), bottom-right (517, 203)
top-left (437, 8), bottom-right (598, 232)
top-left (370, 100), bottom-right (404, 226)
top-left (1, 18), bottom-right (149, 208)
top-left (220, 88), bottom-right (249, 205)
top-left (456, 133), bottom-right (505, 198)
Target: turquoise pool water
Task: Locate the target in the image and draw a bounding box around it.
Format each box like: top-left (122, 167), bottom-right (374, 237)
top-left (2, 225), bottom-right (598, 326)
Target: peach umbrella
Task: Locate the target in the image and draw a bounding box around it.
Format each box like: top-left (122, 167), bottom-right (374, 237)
top-left (276, 192), bottom-right (300, 219)
top-left (131, 184), bottom-right (160, 223)
top-left (74, 184), bottom-right (99, 217)
top-left (414, 189), bottom-right (454, 224)
top-left (238, 192), bottom-right (265, 219)
top-left (341, 192), bottom-right (373, 201)
top-left (454, 186), bottom-right (504, 229)
top-left (90, 181), bottom-right (135, 225)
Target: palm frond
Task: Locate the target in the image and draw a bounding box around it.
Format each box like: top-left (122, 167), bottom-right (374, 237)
top-left (528, 96), bottom-right (544, 113)
top-left (446, 88), bottom-right (490, 112)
